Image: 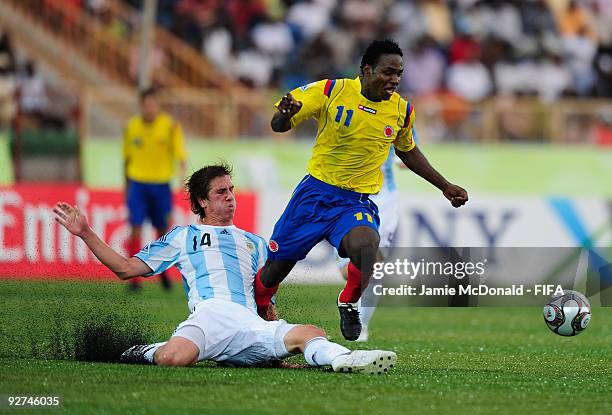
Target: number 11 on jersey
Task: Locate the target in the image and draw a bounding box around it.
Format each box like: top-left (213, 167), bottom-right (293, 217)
top-left (354, 212), bottom-right (373, 223)
top-left (335, 106), bottom-right (354, 127)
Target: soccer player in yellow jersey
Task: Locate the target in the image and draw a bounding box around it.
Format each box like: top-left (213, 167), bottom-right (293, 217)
top-left (254, 40), bottom-right (468, 340)
top-left (123, 87), bottom-right (187, 290)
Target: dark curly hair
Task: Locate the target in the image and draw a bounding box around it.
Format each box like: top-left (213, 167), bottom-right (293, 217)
top-left (186, 163), bottom-right (233, 219)
top-left (360, 39), bottom-right (403, 75)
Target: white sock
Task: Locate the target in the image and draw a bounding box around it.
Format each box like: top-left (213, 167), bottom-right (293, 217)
top-left (145, 342), bottom-right (167, 363)
top-left (359, 283), bottom-right (380, 326)
top-left (359, 281), bottom-right (380, 326)
top-left (303, 337), bottom-right (350, 367)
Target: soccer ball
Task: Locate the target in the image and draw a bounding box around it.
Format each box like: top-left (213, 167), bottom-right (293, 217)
top-left (543, 290), bottom-right (591, 336)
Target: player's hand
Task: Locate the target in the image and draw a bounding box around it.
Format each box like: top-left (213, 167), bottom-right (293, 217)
top-left (53, 202), bottom-right (90, 237)
top-left (443, 184), bottom-right (468, 208)
top-left (277, 93), bottom-right (302, 119)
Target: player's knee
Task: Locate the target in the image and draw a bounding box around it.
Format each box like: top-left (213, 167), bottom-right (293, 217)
top-left (259, 259), bottom-right (294, 287)
top-left (302, 324), bottom-right (326, 340)
top-left (284, 324), bottom-right (327, 353)
top-left (345, 234), bottom-right (378, 258)
top-left (310, 325), bottom-right (327, 338)
top-left (259, 266), bottom-right (275, 287)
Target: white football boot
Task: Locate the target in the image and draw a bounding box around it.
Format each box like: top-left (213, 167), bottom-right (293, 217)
top-left (331, 350), bottom-right (397, 374)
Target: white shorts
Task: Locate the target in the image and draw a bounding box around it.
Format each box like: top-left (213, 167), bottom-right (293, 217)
top-left (171, 298), bottom-right (298, 367)
top-left (370, 190), bottom-right (399, 249)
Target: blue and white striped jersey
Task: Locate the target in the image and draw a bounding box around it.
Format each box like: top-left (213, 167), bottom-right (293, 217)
top-left (380, 127), bottom-right (419, 194)
top-left (135, 225), bottom-right (267, 313)
top-left (380, 146), bottom-right (396, 193)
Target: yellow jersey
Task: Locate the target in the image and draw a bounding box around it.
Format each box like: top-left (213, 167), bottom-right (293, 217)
top-left (123, 112), bottom-right (187, 184)
top-left (276, 77), bottom-right (415, 194)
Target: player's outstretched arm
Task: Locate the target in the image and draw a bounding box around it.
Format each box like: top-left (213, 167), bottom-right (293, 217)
top-left (395, 147), bottom-right (468, 208)
top-left (53, 202), bottom-right (151, 279)
top-left (271, 93), bottom-right (302, 132)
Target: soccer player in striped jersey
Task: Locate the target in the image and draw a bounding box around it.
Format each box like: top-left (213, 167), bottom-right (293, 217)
top-left (53, 164), bottom-right (397, 373)
top-left (256, 39), bottom-right (468, 341)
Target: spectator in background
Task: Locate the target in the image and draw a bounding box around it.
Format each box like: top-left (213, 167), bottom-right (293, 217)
top-left (251, 13), bottom-right (295, 71)
top-left (322, 22), bottom-right (358, 78)
top-left (557, 0), bottom-right (598, 42)
top-left (494, 55), bottom-right (534, 97)
top-left (591, 0), bottom-right (612, 45)
top-left (453, 1), bottom-right (487, 41)
top-left (18, 60), bottom-right (51, 129)
top-left (447, 39), bottom-right (493, 102)
top-left (555, 0), bottom-right (598, 95)
top-left (117, 0), bottom-right (609, 102)
top-left (536, 51), bottom-right (572, 102)
top-left (341, 0), bottom-right (384, 44)
top-left (493, 42), bottom-right (571, 102)
top-left (286, 0), bottom-right (334, 42)
top-left (563, 26), bottom-right (598, 95)
top-left (281, 32), bottom-right (337, 88)
top-left (418, 0), bottom-right (453, 46)
top-left (401, 35), bottom-right (445, 95)
top-left (448, 30), bottom-right (481, 64)
top-left (0, 32), bottom-right (17, 129)
top-left (96, 2), bottom-right (129, 40)
top-left (123, 87), bottom-right (188, 291)
top-left (480, 36), bottom-right (512, 72)
top-left (173, 0), bottom-right (223, 48)
top-left (0, 32), bottom-right (16, 71)
top-left (478, 0), bottom-right (524, 46)
top-left (231, 40), bottom-right (275, 87)
top-left (202, 20), bottom-right (233, 70)
top-left (155, 0), bottom-right (177, 31)
top-left (520, 0), bottom-right (558, 39)
top-left (226, 0), bottom-right (266, 47)
top-left (386, 0), bottom-right (426, 48)
top-left (594, 42), bottom-right (612, 97)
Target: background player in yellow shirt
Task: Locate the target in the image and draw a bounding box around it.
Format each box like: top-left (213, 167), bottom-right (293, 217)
top-left (123, 87), bottom-right (187, 291)
top-left (255, 40), bottom-right (468, 340)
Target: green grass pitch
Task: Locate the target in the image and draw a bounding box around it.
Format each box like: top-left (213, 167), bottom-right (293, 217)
top-left (1, 279), bottom-right (611, 414)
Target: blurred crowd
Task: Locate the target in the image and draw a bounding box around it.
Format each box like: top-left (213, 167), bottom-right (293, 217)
top-left (3, 0), bottom-right (610, 143)
top-left (0, 31), bottom-right (65, 131)
top-left (67, 0), bottom-right (612, 102)
top-left (0, 29), bottom-right (77, 133)
top-left (113, 0), bottom-right (612, 103)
